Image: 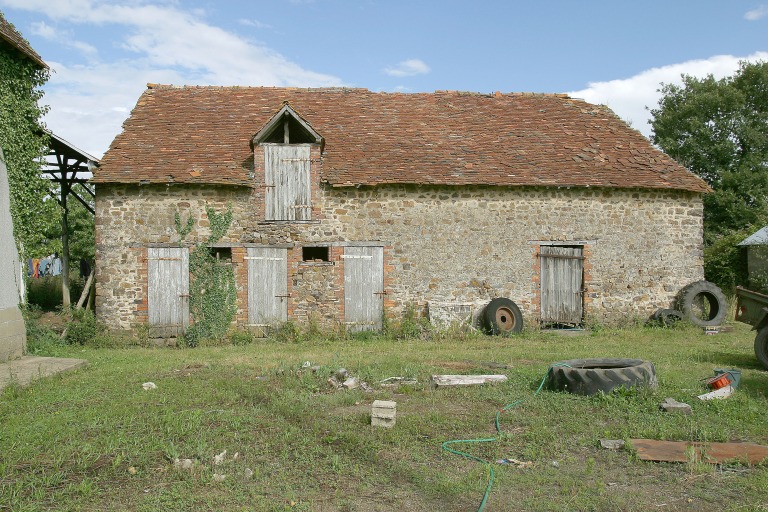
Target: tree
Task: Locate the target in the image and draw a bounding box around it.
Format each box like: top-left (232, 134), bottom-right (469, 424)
top-left (650, 61), bottom-right (768, 245)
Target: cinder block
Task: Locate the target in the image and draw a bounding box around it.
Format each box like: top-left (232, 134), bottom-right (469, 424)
top-left (371, 400), bottom-right (396, 428)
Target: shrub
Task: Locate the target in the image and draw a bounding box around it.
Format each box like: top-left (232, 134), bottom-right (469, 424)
top-left (64, 309), bottom-right (109, 346)
top-left (22, 305), bottom-right (64, 354)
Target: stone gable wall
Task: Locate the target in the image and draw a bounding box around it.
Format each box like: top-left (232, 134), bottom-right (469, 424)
top-left (95, 182), bottom-right (704, 331)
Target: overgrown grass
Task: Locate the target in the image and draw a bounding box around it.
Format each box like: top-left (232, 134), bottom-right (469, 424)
top-left (2, 320), bottom-right (768, 511)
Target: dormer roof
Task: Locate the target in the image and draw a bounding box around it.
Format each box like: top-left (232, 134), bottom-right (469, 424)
top-left (252, 103), bottom-right (323, 146)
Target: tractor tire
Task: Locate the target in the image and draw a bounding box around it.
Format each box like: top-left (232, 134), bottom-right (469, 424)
top-left (483, 297), bottom-right (523, 335)
top-left (545, 358), bottom-right (658, 396)
top-left (755, 326), bottom-right (768, 371)
top-left (677, 280), bottom-right (727, 327)
top-left (651, 308), bottom-right (684, 327)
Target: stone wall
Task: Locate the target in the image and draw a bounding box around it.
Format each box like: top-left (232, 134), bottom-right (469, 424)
top-left (95, 182), bottom-right (704, 330)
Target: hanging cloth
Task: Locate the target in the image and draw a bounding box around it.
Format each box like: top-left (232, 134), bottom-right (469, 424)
top-left (51, 257), bottom-right (62, 276)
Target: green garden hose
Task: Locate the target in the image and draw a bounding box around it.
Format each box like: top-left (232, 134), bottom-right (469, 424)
top-left (441, 363), bottom-right (572, 512)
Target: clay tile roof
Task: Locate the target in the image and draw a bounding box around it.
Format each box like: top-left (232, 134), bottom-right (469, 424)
top-left (0, 13), bottom-right (47, 69)
top-left (95, 85), bottom-right (710, 193)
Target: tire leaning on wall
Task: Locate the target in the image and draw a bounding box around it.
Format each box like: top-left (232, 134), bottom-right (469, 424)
top-left (676, 280), bottom-right (727, 328)
top-left (483, 297), bottom-right (524, 335)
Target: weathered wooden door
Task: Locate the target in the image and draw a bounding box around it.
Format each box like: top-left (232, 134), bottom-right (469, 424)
top-left (264, 145), bottom-right (311, 221)
top-left (344, 247), bottom-right (384, 332)
top-left (147, 247), bottom-right (189, 337)
top-left (247, 247), bottom-right (288, 328)
top-left (540, 245), bottom-right (584, 325)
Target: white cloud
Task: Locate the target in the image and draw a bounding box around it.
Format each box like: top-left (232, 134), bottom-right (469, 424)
top-left (238, 18), bottom-right (272, 30)
top-left (384, 59), bottom-right (431, 77)
top-left (0, 0), bottom-right (343, 157)
top-left (745, 6), bottom-right (768, 20)
top-left (567, 52), bottom-right (768, 138)
top-left (30, 21), bottom-right (98, 58)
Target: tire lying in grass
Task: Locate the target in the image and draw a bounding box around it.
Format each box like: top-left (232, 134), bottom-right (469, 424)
top-left (676, 280), bottom-right (727, 327)
top-left (483, 297), bottom-right (523, 335)
top-left (650, 308), bottom-right (684, 327)
top-left (545, 358), bottom-right (658, 396)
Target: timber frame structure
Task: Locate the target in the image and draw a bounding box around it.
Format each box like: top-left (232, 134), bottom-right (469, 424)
top-left (40, 129), bottom-right (98, 307)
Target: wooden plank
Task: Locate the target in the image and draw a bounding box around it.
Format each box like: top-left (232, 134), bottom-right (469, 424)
top-left (431, 375), bottom-right (509, 387)
top-left (631, 439), bottom-right (768, 464)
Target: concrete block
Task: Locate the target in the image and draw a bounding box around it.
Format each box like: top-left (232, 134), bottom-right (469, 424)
top-left (660, 397), bottom-right (692, 414)
top-left (371, 400), bottom-right (396, 428)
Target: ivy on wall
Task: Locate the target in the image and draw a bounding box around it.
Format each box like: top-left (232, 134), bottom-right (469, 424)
top-left (0, 23), bottom-right (51, 258)
top-left (181, 205), bottom-right (237, 346)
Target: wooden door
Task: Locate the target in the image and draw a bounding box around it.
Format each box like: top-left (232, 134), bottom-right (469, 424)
top-left (344, 247), bottom-right (384, 332)
top-left (247, 247), bottom-right (288, 328)
top-left (540, 245), bottom-right (584, 325)
top-left (264, 145), bottom-right (311, 221)
top-left (147, 247), bottom-right (189, 337)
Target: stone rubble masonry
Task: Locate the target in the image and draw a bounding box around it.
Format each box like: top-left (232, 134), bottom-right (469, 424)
top-left (95, 181), bottom-right (704, 331)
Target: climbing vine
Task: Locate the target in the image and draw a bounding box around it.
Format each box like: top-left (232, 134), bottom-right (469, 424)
top-left (174, 211), bottom-right (194, 241)
top-left (0, 22), bottom-right (52, 258)
top-left (180, 204), bottom-right (237, 347)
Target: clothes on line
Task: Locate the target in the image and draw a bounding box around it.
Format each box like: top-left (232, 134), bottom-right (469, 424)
top-left (27, 254), bottom-right (62, 278)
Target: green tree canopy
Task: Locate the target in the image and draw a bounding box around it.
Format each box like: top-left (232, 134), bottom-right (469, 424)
top-left (650, 61), bottom-right (768, 244)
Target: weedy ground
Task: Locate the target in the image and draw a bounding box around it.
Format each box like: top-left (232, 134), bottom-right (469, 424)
top-left (2, 315), bottom-right (767, 511)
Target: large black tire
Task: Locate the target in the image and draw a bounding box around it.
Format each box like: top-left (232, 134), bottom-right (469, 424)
top-left (755, 326), bottom-right (768, 370)
top-left (545, 358), bottom-right (658, 396)
top-left (677, 280), bottom-right (727, 327)
top-left (483, 297), bottom-right (523, 335)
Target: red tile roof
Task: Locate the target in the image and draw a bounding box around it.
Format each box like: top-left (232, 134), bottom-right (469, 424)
top-left (95, 85), bottom-right (710, 193)
top-left (0, 13), bottom-right (47, 69)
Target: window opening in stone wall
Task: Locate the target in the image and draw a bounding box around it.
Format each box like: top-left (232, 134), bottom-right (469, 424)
top-left (209, 247), bottom-right (232, 263)
top-left (302, 246), bottom-right (329, 262)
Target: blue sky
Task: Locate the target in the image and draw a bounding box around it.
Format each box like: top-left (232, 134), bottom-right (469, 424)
top-left (1, 0), bottom-right (766, 158)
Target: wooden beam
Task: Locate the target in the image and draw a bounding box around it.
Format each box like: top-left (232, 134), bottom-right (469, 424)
top-left (431, 375), bottom-right (508, 387)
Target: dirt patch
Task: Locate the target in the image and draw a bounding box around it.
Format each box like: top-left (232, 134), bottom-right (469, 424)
top-left (37, 312), bottom-right (68, 334)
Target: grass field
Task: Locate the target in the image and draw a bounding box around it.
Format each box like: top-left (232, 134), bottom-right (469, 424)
top-left (2, 317), bottom-right (768, 511)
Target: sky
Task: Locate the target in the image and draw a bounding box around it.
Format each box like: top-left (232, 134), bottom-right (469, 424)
top-left (0, 0), bottom-right (766, 159)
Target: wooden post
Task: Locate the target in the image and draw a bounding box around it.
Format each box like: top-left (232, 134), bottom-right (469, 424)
top-left (61, 179), bottom-right (71, 308)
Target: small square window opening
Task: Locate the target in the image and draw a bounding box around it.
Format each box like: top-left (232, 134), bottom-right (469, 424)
top-left (302, 246), bottom-right (329, 262)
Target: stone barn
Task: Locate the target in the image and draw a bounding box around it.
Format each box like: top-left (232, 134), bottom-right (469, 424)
top-left (94, 85), bottom-right (709, 336)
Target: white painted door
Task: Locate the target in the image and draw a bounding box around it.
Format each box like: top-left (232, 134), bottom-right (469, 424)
top-left (147, 247), bottom-right (189, 337)
top-left (344, 247), bottom-right (384, 332)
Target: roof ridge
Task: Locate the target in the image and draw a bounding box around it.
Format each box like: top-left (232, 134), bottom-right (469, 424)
top-left (143, 84), bottom-right (574, 99)
top-left (146, 83), bottom-right (371, 93)
top-left (0, 12), bottom-right (47, 68)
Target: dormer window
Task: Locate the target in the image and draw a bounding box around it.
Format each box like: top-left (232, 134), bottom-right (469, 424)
top-left (253, 104), bottom-right (323, 221)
